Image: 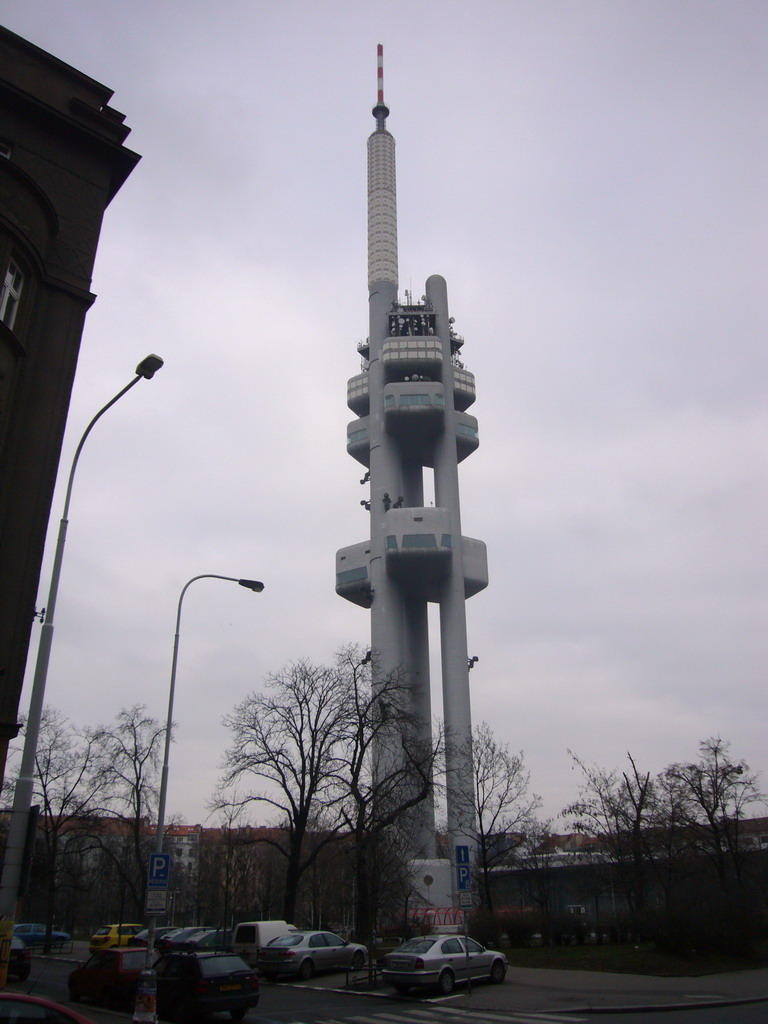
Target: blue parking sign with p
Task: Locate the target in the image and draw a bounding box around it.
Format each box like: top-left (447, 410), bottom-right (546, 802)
top-left (455, 844), bottom-right (471, 891)
top-left (148, 852), bottom-right (170, 889)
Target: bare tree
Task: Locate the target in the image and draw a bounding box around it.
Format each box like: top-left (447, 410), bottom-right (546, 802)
top-left (219, 647), bottom-right (442, 937)
top-left (564, 750), bottom-right (657, 938)
top-left (203, 790), bottom-right (267, 931)
top-left (27, 708), bottom-right (107, 947)
top-left (94, 705), bottom-right (165, 918)
top-left (220, 659), bottom-right (348, 922)
top-left (662, 737), bottom-right (764, 891)
top-left (460, 722), bottom-right (540, 911)
top-left (495, 819), bottom-right (560, 946)
top-left (329, 645), bottom-right (442, 944)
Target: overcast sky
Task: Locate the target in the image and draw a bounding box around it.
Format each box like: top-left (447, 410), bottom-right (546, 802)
top-left (4, 1), bottom-right (767, 830)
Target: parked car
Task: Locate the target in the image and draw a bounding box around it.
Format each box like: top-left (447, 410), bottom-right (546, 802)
top-left (381, 933), bottom-right (508, 994)
top-left (8, 937), bottom-right (31, 981)
top-left (133, 926), bottom-right (179, 949)
top-left (13, 922), bottom-right (70, 948)
top-left (88, 923), bottom-right (144, 954)
top-left (257, 930), bottom-right (366, 980)
top-left (230, 920), bottom-right (295, 966)
top-left (154, 950), bottom-right (259, 1021)
top-left (175, 929), bottom-right (231, 952)
top-left (0, 992), bottom-right (99, 1023)
top-left (155, 927), bottom-right (214, 953)
top-left (68, 946), bottom-right (148, 1010)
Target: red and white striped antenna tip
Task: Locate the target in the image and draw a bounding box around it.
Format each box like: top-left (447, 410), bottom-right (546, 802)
top-left (372, 43), bottom-right (389, 124)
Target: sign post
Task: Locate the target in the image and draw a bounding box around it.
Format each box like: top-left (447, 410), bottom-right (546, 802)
top-left (455, 844), bottom-right (473, 992)
top-left (133, 851), bottom-right (170, 1024)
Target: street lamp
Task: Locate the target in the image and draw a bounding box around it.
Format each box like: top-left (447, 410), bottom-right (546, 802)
top-left (146, 574), bottom-right (264, 957)
top-left (0, 355), bottom-right (164, 931)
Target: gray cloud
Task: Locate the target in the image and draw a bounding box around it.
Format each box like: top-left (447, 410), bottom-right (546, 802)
top-left (6, 0), bottom-right (766, 825)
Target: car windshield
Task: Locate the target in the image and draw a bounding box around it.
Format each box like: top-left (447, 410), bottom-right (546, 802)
top-left (267, 934), bottom-right (303, 947)
top-left (122, 950), bottom-right (148, 969)
top-left (198, 955), bottom-right (250, 977)
top-left (87, 952), bottom-right (112, 967)
top-left (397, 938), bottom-right (438, 954)
top-left (95, 927), bottom-right (110, 936)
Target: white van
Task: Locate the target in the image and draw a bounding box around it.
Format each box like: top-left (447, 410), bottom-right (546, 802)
top-left (231, 920), bottom-right (296, 966)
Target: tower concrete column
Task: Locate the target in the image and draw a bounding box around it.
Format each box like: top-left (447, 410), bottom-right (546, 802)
top-left (427, 275), bottom-right (477, 859)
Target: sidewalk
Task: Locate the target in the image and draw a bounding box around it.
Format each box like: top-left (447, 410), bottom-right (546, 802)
top-left (445, 963), bottom-right (768, 1014)
top-left (44, 941), bottom-right (768, 1016)
top-left (305, 959), bottom-right (768, 1015)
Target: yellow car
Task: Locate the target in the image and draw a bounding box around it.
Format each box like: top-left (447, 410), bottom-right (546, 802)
top-left (88, 923), bottom-right (145, 954)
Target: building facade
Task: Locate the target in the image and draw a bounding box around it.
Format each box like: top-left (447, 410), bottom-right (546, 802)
top-left (0, 27), bottom-right (140, 782)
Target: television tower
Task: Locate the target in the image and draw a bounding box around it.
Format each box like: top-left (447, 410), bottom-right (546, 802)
top-left (336, 47), bottom-right (488, 878)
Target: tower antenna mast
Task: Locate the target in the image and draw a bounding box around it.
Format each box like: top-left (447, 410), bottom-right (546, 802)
top-left (373, 43), bottom-right (389, 127)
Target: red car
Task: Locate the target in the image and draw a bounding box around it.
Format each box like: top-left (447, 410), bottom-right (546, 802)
top-left (68, 946), bottom-right (148, 1010)
top-left (0, 992), bottom-right (99, 1023)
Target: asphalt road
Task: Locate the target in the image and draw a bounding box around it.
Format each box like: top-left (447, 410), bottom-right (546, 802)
top-left (8, 953), bottom-right (768, 1024)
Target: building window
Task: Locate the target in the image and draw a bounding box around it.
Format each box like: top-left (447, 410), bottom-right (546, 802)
top-left (457, 422), bottom-right (478, 439)
top-left (337, 566), bottom-right (368, 585)
top-left (0, 260), bottom-right (23, 330)
top-left (403, 533), bottom-right (437, 548)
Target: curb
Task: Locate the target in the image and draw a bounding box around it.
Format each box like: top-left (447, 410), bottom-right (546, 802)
top-left (563, 995), bottom-right (768, 1014)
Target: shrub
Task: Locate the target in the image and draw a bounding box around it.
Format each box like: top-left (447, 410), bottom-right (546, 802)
top-left (467, 908), bottom-right (504, 948)
top-left (648, 891), bottom-right (759, 956)
top-left (501, 909), bottom-right (541, 947)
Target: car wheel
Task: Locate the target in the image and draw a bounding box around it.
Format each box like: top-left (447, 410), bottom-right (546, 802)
top-left (68, 986), bottom-right (80, 1003)
top-left (262, 972), bottom-right (277, 981)
top-left (17, 968), bottom-right (30, 982)
top-left (298, 957), bottom-right (315, 980)
top-left (489, 958), bottom-right (506, 984)
top-left (437, 969), bottom-right (455, 995)
top-left (393, 983), bottom-right (410, 994)
top-left (229, 1010), bottom-right (246, 1022)
top-left (351, 949), bottom-right (365, 969)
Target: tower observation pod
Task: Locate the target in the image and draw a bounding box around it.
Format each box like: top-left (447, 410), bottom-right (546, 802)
top-left (335, 47), bottom-right (488, 888)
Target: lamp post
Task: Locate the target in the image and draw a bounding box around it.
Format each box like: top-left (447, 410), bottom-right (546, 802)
top-left (0, 355), bottom-right (164, 942)
top-left (145, 575), bottom-right (264, 958)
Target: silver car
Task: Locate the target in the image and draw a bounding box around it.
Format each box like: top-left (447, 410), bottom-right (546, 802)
top-left (257, 930), bottom-right (367, 980)
top-left (381, 934), bottom-right (508, 994)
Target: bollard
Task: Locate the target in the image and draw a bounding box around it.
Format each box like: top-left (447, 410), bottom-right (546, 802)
top-left (132, 968), bottom-right (157, 1024)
